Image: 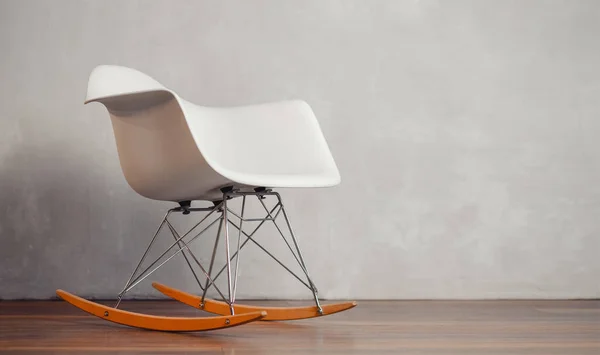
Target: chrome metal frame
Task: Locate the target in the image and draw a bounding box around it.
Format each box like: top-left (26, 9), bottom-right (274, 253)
top-left (113, 189), bottom-right (323, 315)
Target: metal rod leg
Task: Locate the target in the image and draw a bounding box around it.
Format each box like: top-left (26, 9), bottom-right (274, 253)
top-left (275, 193), bottom-right (323, 314)
top-left (114, 210), bottom-right (171, 308)
top-left (201, 214), bottom-right (224, 307)
top-left (232, 196), bottom-right (246, 302)
top-left (222, 196), bottom-right (235, 315)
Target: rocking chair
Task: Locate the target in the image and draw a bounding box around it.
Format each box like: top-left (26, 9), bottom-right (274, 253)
top-left (56, 65), bottom-right (356, 332)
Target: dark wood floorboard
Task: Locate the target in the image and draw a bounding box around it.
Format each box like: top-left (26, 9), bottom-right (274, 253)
top-left (0, 300), bottom-right (598, 354)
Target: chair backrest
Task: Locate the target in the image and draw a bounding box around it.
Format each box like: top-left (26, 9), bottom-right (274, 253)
top-left (86, 65), bottom-right (228, 201)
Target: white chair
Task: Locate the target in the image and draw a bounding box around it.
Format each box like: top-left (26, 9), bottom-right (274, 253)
top-left (56, 65), bottom-right (356, 332)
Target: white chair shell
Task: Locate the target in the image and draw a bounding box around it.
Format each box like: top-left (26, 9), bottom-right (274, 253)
top-left (86, 65), bottom-right (340, 201)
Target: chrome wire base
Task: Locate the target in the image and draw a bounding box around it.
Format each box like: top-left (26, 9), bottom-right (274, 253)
top-left (114, 189), bottom-right (323, 316)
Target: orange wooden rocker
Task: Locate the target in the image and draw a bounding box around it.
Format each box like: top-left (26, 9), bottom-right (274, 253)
top-left (56, 65), bottom-right (356, 332)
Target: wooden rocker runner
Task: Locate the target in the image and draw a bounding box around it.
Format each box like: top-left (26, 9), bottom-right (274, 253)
top-left (56, 65), bottom-right (356, 331)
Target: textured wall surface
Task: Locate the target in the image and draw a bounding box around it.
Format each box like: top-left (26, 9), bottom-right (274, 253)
top-left (1, 0), bottom-right (599, 300)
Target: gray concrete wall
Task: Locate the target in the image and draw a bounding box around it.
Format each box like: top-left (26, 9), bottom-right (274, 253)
top-left (1, 0), bottom-right (599, 300)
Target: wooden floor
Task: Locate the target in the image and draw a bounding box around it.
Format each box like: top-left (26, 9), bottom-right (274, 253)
top-left (0, 300), bottom-right (598, 354)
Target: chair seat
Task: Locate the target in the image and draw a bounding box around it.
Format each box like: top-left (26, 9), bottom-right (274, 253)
top-left (178, 98), bottom-right (340, 189)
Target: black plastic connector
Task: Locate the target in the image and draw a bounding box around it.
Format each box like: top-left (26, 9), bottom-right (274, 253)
top-left (178, 200), bottom-right (191, 215)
